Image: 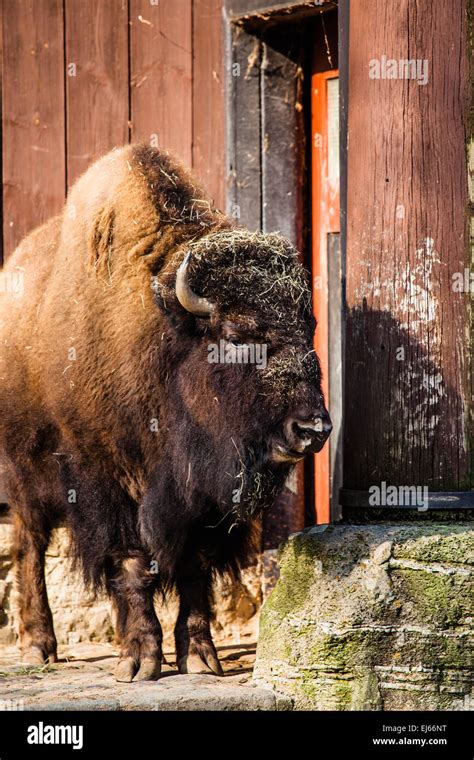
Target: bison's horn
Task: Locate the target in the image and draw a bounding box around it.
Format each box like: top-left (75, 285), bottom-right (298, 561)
top-left (175, 252), bottom-right (215, 317)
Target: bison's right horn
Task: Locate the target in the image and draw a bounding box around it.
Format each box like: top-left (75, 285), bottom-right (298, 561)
top-left (175, 252), bottom-right (215, 317)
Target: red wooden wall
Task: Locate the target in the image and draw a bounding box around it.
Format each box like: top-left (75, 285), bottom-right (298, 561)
top-left (344, 0), bottom-right (471, 492)
top-left (1, 0), bottom-right (226, 262)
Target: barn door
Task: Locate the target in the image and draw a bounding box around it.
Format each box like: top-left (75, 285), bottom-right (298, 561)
top-left (311, 67), bottom-right (341, 524)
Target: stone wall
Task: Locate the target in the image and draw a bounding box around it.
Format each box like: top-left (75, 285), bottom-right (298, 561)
top-left (254, 523), bottom-right (473, 710)
top-left (0, 525), bottom-right (261, 651)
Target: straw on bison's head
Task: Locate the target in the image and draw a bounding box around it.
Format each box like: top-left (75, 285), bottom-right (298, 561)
top-left (146, 228), bottom-right (331, 529)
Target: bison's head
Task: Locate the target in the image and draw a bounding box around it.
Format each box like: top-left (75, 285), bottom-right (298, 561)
top-left (151, 229), bottom-right (331, 517)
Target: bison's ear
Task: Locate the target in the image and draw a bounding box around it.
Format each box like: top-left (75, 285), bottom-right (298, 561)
top-left (150, 276), bottom-right (189, 326)
top-left (150, 276), bottom-right (171, 314)
top-left (87, 206), bottom-right (115, 272)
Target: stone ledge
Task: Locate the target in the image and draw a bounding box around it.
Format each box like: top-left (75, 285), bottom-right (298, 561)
top-left (253, 522), bottom-right (474, 710)
top-left (0, 643), bottom-right (291, 712)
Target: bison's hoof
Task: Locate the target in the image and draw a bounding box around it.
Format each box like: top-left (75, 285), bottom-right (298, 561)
top-left (178, 650), bottom-right (223, 677)
top-left (115, 655), bottom-right (161, 683)
top-left (135, 656), bottom-right (162, 681)
top-left (21, 645), bottom-right (57, 666)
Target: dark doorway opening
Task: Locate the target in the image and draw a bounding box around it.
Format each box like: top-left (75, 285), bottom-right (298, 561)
top-left (224, 2), bottom-right (340, 549)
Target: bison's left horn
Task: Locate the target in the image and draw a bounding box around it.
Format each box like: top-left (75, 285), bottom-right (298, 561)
top-left (175, 252), bottom-right (215, 317)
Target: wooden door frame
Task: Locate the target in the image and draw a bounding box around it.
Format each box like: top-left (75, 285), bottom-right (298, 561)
top-left (223, 1), bottom-right (339, 538)
top-left (311, 69), bottom-right (340, 525)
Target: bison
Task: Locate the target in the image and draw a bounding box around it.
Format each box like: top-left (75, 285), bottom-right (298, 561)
top-left (0, 145), bottom-right (331, 681)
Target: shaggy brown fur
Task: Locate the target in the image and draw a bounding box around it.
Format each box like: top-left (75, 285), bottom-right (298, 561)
top-left (0, 144), bottom-right (330, 681)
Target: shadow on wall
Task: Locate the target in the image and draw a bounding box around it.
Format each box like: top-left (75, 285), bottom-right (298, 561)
top-left (343, 303), bottom-right (469, 492)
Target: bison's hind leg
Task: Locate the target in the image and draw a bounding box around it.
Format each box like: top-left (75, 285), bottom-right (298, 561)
top-left (108, 556), bottom-right (163, 682)
top-left (12, 512), bottom-right (58, 665)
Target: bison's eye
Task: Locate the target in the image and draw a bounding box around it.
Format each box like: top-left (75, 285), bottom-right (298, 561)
top-left (227, 335), bottom-right (245, 347)
top-left (221, 320), bottom-right (258, 347)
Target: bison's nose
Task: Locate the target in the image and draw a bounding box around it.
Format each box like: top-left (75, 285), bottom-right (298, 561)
top-left (271, 408), bottom-right (332, 463)
top-left (284, 409), bottom-right (332, 455)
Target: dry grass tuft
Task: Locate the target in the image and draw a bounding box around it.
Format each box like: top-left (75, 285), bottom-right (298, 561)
top-left (176, 229), bottom-right (312, 326)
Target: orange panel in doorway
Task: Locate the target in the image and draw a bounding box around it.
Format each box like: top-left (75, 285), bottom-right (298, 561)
top-left (311, 68), bottom-right (340, 524)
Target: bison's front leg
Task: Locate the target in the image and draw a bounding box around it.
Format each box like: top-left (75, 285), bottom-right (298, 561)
top-left (175, 570), bottom-right (223, 676)
top-left (109, 556), bottom-right (163, 682)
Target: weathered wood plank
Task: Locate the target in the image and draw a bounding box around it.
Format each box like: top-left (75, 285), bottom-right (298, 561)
top-left (193, 0), bottom-right (226, 210)
top-left (65, 0), bottom-right (129, 186)
top-left (130, 0), bottom-right (192, 167)
top-left (2, 0), bottom-right (65, 257)
top-left (327, 233), bottom-right (342, 520)
top-left (344, 0), bottom-right (470, 491)
top-left (226, 26), bottom-right (262, 229)
top-left (260, 35), bottom-right (304, 246)
top-left (225, 0), bottom-right (335, 23)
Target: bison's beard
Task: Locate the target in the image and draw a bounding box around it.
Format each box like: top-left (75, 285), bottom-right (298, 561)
top-left (219, 443), bottom-right (290, 522)
top-left (176, 415), bottom-right (291, 520)
top-left (145, 409), bottom-right (292, 525)
top-left (138, 418), bottom-right (290, 585)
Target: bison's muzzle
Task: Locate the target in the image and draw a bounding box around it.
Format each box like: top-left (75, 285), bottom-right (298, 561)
top-left (272, 407), bottom-right (332, 462)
